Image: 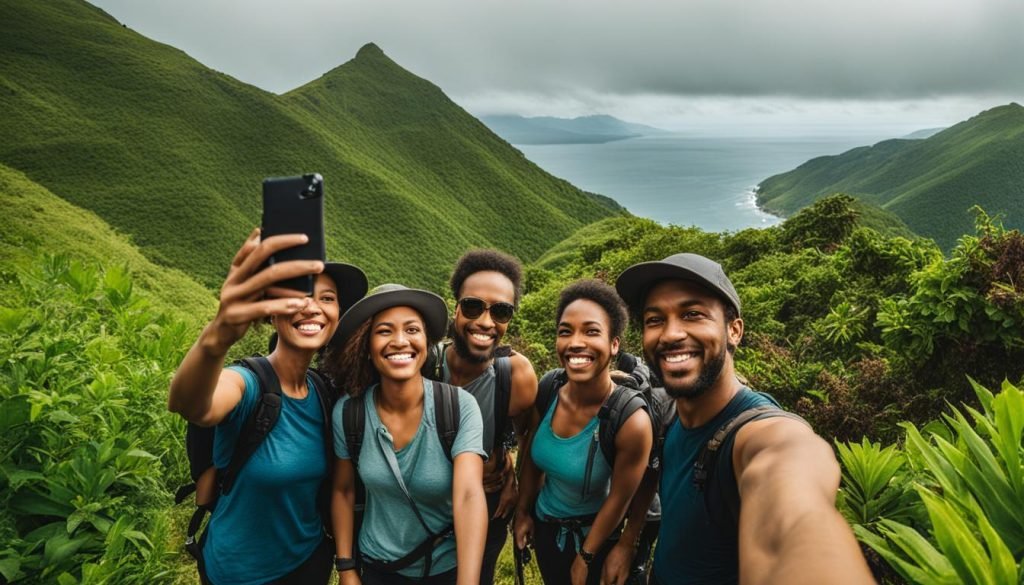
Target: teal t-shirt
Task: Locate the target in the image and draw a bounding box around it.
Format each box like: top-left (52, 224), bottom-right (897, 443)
top-left (532, 392), bottom-right (612, 521)
top-left (204, 366), bottom-right (327, 585)
top-left (652, 387), bottom-right (773, 585)
top-left (331, 380), bottom-right (486, 578)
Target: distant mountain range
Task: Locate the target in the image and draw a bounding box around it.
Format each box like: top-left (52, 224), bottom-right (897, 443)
top-left (757, 104), bottom-right (1024, 249)
top-left (0, 0), bottom-right (622, 291)
top-left (480, 114), bottom-right (667, 144)
top-left (902, 127), bottom-right (947, 140)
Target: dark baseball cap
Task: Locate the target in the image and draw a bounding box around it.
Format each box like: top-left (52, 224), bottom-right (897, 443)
top-left (615, 253), bottom-right (741, 317)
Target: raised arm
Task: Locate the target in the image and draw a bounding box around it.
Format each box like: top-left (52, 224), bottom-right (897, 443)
top-left (573, 409), bottom-right (652, 585)
top-left (167, 229), bottom-right (319, 425)
top-left (733, 418), bottom-right (873, 585)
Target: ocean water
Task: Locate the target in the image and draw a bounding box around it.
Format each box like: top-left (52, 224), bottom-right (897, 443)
top-left (518, 133), bottom-right (889, 232)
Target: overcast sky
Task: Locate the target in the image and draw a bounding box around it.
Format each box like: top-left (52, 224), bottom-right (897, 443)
top-left (90, 0), bottom-right (1023, 131)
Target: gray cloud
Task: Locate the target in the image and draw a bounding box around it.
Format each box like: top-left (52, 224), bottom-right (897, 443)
top-left (91, 0), bottom-right (1023, 105)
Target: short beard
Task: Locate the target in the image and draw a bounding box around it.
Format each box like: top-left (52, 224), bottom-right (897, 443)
top-left (452, 331), bottom-right (494, 365)
top-left (652, 342), bottom-right (728, 400)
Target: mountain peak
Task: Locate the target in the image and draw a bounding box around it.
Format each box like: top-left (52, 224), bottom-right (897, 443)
top-left (355, 42), bottom-right (386, 61)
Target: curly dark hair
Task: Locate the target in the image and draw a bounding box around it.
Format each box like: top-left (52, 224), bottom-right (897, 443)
top-left (449, 249), bottom-right (523, 306)
top-left (556, 279), bottom-right (629, 340)
top-left (321, 320), bottom-right (378, 397)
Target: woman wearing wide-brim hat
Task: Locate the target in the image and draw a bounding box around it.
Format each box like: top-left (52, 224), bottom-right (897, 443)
top-left (323, 284), bottom-right (488, 585)
top-left (169, 229), bottom-right (368, 585)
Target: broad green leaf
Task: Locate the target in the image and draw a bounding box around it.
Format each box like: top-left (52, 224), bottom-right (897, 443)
top-left (919, 488), bottom-right (995, 585)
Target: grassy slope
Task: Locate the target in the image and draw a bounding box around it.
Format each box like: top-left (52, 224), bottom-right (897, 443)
top-left (756, 103), bottom-right (1024, 249)
top-left (0, 163), bottom-right (215, 320)
top-left (0, 0), bottom-right (621, 291)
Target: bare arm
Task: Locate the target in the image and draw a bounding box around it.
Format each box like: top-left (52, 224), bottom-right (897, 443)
top-left (489, 352), bottom-right (539, 518)
top-left (602, 466), bottom-right (659, 585)
top-left (734, 418), bottom-right (873, 585)
top-left (167, 229), bottom-right (320, 425)
top-left (331, 457), bottom-right (362, 585)
top-left (572, 410), bottom-right (652, 585)
top-left (513, 405), bottom-right (543, 549)
top-left (452, 451), bottom-right (487, 585)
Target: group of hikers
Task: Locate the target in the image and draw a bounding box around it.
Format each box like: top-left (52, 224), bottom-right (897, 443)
top-left (167, 229), bottom-right (875, 585)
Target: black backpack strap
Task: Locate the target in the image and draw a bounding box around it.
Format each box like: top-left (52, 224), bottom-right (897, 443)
top-left (219, 356), bottom-right (283, 495)
top-left (535, 369), bottom-right (564, 419)
top-left (492, 355), bottom-right (513, 455)
top-left (432, 381), bottom-right (461, 462)
top-left (695, 405), bottom-right (809, 528)
top-left (343, 393), bottom-right (366, 468)
top-left (596, 386), bottom-right (649, 468)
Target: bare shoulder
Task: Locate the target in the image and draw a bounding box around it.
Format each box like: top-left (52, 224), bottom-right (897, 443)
top-left (509, 351), bottom-right (536, 377)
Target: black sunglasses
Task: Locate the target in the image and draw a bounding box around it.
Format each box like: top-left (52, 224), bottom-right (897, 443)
top-left (457, 297), bottom-right (515, 324)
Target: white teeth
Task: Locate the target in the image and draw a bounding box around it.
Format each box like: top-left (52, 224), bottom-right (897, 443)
top-left (664, 353), bottom-right (695, 364)
top-left (568, 356), bottom-right (592, 365)
top-left (470, 333), bottom-right (492, 342)
top-left (297, 323), bottom-right (322, 332)
top-left (386, 353), bottom-right (413, 361)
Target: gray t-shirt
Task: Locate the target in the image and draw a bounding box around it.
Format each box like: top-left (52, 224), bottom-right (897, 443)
top-left (442, 357), bottom-right (497, 454)
top-left (332, 379), bottom-right (486, 577)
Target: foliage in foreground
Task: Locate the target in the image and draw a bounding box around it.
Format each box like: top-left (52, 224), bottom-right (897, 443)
top-left (837, 379), bottom-right (1024, 585)
top-left (0, 256), bottom-right (193, 584)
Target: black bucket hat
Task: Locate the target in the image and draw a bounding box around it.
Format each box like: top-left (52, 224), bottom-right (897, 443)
top-left (334, 284), bottom-right (449, 349)
top-left (615, 253), bottom-right (741, 317)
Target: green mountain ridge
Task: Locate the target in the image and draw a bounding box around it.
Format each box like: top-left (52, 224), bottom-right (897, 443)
top-left (756, 103), bottom-right (1024, 249)
top-left (0, 1), bottom-right (622, 291)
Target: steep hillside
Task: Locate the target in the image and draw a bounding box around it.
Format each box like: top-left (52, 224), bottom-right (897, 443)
top-left (0, 0), bottom-right (622, 290)
top-left (0, 163), bottom-right (214, 320)
top-left (756, 104), bottom-right (1024, 249)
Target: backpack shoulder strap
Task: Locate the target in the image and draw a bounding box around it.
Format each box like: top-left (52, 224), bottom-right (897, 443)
top-left (535, 368), bottom-right (564, 418)
top-left (596, 386), bottom-right (649, 468)
top-left (306, 368), bottom-right (334, 452)
top-left (343, 393), bottom-right (367, 468)
top-left (696, 404), bottom-right (809, 528)
top-left (492, 355), bottom-right (513, 454)
top-left (220, 356), bottom-right (283, 495)
top-left (432, 381), bottom-right (462, 463)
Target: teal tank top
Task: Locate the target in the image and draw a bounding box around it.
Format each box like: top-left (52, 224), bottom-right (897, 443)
top-left (652, 387), bottom-right (774, 585)
top-left (532, 393), bottom-right (612, 521)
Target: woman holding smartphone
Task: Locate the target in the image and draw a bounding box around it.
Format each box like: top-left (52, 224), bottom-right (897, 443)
top-left (324, 284), bottom-right (488, 585)
top-left (514, 279), bottom-right (654, 585)
top-left (168, 229), bottom-right (367, 585)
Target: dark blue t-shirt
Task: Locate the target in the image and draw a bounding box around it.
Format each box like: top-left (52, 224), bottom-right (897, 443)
top-left (652, 388), bottom-right (774, 585)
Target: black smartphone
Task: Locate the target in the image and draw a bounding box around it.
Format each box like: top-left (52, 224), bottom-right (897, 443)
top-left (261, 173), bottom-right (325, 295)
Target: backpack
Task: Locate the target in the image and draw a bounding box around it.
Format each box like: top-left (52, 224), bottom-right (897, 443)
top-left (422, 342), bottom-right (515, 456)
top-left (535, 360), bottom-right (655, 498)
top-left (654, 387), bottom-right (809, 528)
top-left (340, 379), bottom-right (462, 576)
top-left (173, 356), bottom-right (335, 562)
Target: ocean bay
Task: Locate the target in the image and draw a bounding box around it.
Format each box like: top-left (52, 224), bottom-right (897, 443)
top-left (517, 132), bottom-right (900, 232)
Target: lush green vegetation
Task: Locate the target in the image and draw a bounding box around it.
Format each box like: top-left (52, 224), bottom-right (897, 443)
top-left (756, 103), bottom-right (1024, 250)
top-left (0, 0), bottom-right (621, 291)
top-left (512, 195), bottom-right (1024, 444)
top-left (0, 256), bottom-right (195, 584)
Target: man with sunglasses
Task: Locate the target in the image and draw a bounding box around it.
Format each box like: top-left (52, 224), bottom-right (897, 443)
top-left (437, 250), bottom-right (539, 585)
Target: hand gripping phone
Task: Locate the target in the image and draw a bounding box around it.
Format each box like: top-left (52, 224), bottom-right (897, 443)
top-left (261, 173), bottom-right (325, 295)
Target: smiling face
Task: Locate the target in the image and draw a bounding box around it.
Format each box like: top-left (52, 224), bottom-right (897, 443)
top-left (369, 305), bottom-right (429, 383)
top-left (556, 299), bottom-right (620, 385)
top-left (274, 272), bottom-right (340, 351)
top-left (641, 279), bottom-right (743, 400)
top-left (452, 270), bottom-right (516, 364)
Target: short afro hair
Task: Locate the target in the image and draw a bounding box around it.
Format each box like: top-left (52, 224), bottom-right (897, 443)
top-left (450, 249), bottom-right (524, 306)
top-left (556, 279), bottom-right (629, 340)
